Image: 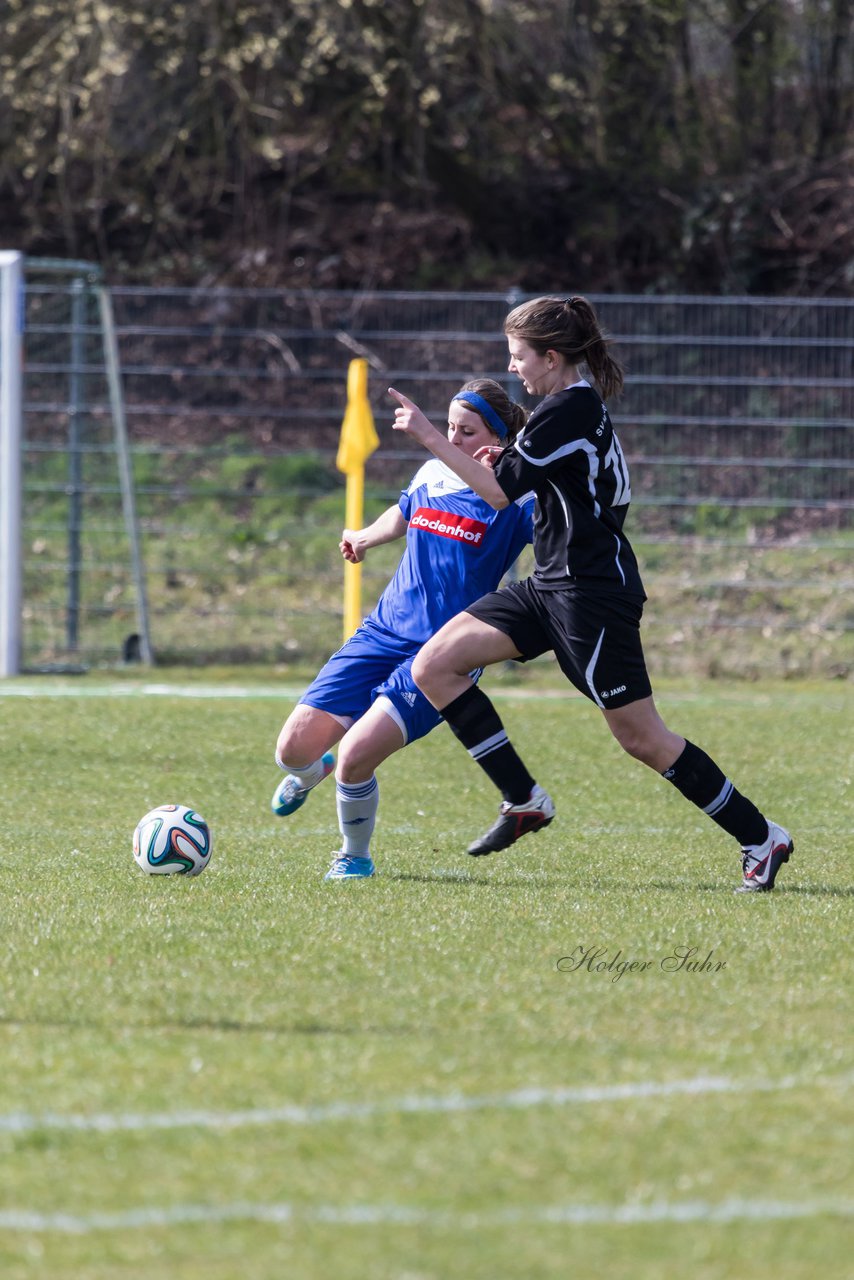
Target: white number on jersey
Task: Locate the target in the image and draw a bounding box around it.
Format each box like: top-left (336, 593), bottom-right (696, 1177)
top-left (605, 433), bottom-right (631, 506)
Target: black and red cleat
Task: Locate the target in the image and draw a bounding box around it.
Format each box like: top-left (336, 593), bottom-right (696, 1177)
top-left (467, 785), bottom-right (556, 856)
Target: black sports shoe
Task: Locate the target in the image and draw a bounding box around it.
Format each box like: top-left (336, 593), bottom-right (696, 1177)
top-left (467, 785), bottom-right (556, 856)
top-left (734, 821), bottom-right (793, 893)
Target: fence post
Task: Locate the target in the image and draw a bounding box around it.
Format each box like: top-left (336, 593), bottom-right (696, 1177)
top-left (97, 285), bottom-right (154, 666)
top-left (0, 250), bottom-right (24, 677)
top-left (66, 275), bottom-right (87, 652)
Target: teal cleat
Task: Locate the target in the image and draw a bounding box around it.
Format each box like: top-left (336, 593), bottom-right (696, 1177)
top-left (323, 853), bottom-right (376, 881)
top-left (271, 752), bottom-right (335, 816)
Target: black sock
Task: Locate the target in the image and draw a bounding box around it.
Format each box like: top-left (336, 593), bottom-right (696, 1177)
top-left (662, 740), bottom-right (768, 846)
top-left (440, 685), bottom-right (536, 806)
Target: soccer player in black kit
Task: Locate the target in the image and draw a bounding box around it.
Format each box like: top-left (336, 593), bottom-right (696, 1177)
top-left (389, 295), bottom-right (792, 893)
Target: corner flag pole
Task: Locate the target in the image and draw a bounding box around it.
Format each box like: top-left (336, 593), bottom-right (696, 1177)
top-left (336, 359), bottom-right (379, 642)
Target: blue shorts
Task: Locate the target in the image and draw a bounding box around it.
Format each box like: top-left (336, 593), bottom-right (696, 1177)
top-left (298, 619), bottom-right (443, 746)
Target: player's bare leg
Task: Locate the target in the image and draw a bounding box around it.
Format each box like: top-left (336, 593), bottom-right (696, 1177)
top-left (412, 612), bottom-right (520, 707)
top-left (601, 696), bottom-right (685, 772)
top-left (271, 704), bottom-right (345, 816)
top-left (335, 699), bottom-right (405, 783)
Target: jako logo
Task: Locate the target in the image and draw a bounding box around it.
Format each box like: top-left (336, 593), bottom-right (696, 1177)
top-left (410, 508), bottom-right (487, 546)
top-left (600, 685), bottom-right (626, 699)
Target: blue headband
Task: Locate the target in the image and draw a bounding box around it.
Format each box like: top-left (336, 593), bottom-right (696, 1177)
top-left (451, 391), bottom-right (509, 440)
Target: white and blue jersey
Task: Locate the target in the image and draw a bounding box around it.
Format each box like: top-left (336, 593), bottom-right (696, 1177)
top-left (299, 459), bottom-right (534, 744)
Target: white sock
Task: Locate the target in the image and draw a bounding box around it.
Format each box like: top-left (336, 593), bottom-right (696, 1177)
top-left (336, 777), bottom-right (379, 856)
top-left (278, 756), bottom-right (329, 790)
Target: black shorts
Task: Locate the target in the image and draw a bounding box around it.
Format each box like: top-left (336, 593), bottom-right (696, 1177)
top-left (466, 578), bottom-right (652, 710)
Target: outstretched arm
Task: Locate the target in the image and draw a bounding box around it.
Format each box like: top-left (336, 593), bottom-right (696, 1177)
top-left (388, 388), bottom-right (510, 510)
top-left (340, 504), bottom-right (408, 564)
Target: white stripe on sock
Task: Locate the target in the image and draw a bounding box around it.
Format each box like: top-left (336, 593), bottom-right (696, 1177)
top-left (470, 730), bottom-right (509, 761)
top-left (703, 779), bottom-right (734, 817)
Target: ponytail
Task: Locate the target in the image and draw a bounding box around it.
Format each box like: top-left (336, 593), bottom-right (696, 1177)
top-left (504, 295), bottom-right (624, 400)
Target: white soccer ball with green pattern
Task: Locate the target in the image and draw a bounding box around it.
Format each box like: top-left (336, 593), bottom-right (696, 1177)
top-left (133, 804), bottom-right (213, 876)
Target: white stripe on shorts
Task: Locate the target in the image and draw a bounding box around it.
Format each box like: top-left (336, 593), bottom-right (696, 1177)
top-left (584, 629), bottom-right (607, 708)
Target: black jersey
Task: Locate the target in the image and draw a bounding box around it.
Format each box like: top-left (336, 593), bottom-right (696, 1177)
top-left (492, 382), bottom-right (645, 596)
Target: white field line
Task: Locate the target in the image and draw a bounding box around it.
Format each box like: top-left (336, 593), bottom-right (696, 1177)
top-left (0, 1196), bottom-right (850, 1234)
top-left (0, 683), bottom-right (571, 701)
top-left (1, 1070), bottom-right (851, 1137)
top-left (2, 682), bottom-right (846, 708)
top-left (0, 683), bottom-right (305, 699)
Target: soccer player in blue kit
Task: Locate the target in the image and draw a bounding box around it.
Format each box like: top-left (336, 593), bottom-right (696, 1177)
top-left (271, 379), bottom-right (534, 880)
top-left (391, 296), bottom-right (793, 894)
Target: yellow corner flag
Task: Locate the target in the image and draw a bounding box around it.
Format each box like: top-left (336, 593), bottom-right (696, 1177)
top-left (336, 358), bottom-right (379, 475)
top-left (337, 359), bottom-right (379, 641)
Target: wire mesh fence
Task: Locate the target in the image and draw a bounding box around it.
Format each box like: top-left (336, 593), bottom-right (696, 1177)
top-left (16, 276), bottom-right (854, 676)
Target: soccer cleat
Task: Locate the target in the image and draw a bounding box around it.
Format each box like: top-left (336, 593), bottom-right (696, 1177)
top-left (323, 853), bottom-right (376, 881)
top-left (271, 752), bottom-right (335, 816)
top-left (734, 821), bottom-right (793, 893)
top-left (467, 784), bottom-right (556, 856)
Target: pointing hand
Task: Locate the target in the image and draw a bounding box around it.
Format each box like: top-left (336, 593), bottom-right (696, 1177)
top-left (388, 387), bottom-right (435, 444)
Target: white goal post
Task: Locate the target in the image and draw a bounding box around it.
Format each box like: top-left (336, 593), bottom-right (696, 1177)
top-left (0, 250), bottom-right (23, 677)
top-left (0, 254), bottom-right (153, 674)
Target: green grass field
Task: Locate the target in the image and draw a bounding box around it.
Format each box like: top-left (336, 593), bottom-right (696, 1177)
top-left (0, 674), bottom-right (851, 1279)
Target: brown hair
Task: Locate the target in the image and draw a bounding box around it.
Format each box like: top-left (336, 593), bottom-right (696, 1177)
top-left (503, 295), bottom-right (624, 400)
top-left (454, 377), bottom-right (527, 444)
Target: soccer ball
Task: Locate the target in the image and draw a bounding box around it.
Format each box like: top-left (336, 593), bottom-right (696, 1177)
top-left (133, 804), bottom-right (213, 876)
